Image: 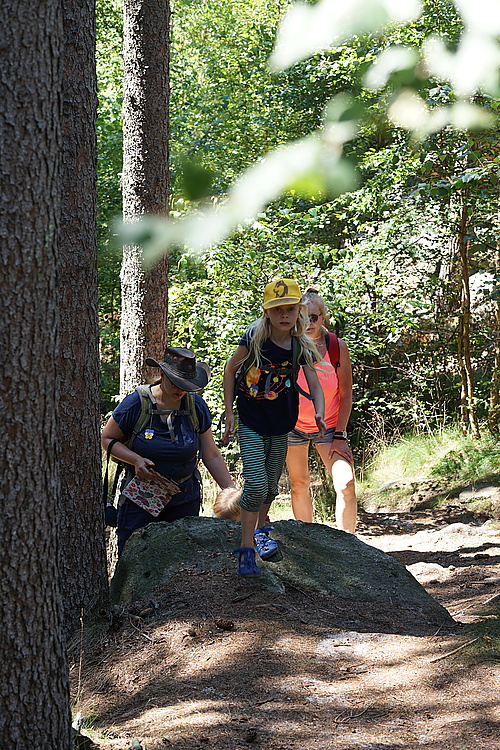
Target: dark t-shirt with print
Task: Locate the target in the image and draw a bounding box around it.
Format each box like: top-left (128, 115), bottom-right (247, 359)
top-left (236, 332), bottom-right (305, 436)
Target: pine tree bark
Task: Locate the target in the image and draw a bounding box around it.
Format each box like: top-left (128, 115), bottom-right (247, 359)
top-left (121, 0), bottom-right (170, 395)
top-left (0, 1), bottom-right (72, 745)
top-left (59, 0), bottom-right (109, 634)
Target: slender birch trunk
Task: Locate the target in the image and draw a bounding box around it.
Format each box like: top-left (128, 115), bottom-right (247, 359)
top-left (457, 195), bottom-right (480, 438)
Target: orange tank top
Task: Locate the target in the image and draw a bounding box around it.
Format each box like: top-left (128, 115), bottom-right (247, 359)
top-left (295, 349), bottom-right (340, 432)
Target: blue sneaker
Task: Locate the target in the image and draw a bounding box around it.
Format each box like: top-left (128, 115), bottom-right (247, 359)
top-left (254, 526), bottom-right (278, 559)
top-left (234, 547), bottom-right (261, 576)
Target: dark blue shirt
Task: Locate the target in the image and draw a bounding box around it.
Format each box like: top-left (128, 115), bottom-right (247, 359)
top-left (112, 389), bottom-right (212, 506)
top-left (236, 332), bottom-right (304, 436)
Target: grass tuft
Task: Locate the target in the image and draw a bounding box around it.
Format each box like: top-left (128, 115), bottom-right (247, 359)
top-left (358, 423), bottom-right (500, 514)
top-left (463, 611), bottom-right (500, 664)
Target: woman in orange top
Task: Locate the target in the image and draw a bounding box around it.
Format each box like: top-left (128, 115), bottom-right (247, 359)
top-left (286, 289), bottom-right (357, 532)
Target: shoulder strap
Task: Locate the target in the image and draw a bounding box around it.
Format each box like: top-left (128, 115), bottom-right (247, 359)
top-left (293, 337), bottom-right (314, 401)
top-left (325, 330), bottom-right (340, 368)
top-left (126, 385), bottom-right (154, 447)
top-left (292, 336), bottom-right (300, 378)
top-left (233, 348), bottom-right (256, 401)
top-left (133, 386), bottom-right (200, 439)
top-left (102, 438), bottom-right (120, 506)
top-left (183, 392), bottom-right (199, 432)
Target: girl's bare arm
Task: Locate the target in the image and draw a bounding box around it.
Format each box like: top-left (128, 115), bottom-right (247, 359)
top-left (222, 344), bottom-right (249, 443)
top-left (200, 428), bottom-right (237, 488)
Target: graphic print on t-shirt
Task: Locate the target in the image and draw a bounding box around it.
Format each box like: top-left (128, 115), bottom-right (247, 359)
top-left (242, 360), bottom-right (293, 401)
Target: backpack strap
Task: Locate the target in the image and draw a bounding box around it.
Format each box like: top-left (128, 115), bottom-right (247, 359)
top-left (325, 330), bottom-right (340, 368)
top-left (102, 438), bottom-right (120, 506)
top-left (109, 388), bottom-right (153, 476)
top-left (292, 335), bottom-right (299, 379)
top-left (130, 386), bottom-right (199, 443)
top-left (184, 392), bottom-right (199, 433)
top-left (103, 438), bottom-right (122, 525)
top-left (292, 337), bottom-right (314, 401)
top-left (233, 349), bottom-right (256, 401)
top-left (127, 385), bottom-right (155, 446)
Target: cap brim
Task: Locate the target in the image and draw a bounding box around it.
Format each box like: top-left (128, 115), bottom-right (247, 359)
top-left (263, 297), bottom-right (301, 309)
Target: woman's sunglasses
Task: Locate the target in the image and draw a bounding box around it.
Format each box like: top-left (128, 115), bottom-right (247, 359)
top-left (308, 313), bottom-right (319, 323)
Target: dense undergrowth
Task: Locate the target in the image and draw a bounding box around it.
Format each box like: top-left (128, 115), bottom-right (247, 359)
top-left (361, 424), bottom-right (500, 487)
top-left (356, 424), bottom-right (500, 516)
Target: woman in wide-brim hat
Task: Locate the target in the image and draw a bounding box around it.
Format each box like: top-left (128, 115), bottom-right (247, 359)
top-left (102, 347), bottom-right (236, 555)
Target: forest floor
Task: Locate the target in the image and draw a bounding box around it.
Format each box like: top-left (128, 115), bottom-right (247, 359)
top-left (71, 506), bottom-right (500, 750)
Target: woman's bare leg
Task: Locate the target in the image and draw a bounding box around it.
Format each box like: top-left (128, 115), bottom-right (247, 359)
top-left (286, 443), bottom-right (313, 522)
top-left (315, 442), bottom-right (357, 533)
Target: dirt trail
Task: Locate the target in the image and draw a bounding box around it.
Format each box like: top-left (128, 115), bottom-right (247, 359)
top-left (72, 509), bottom-right (500, 750)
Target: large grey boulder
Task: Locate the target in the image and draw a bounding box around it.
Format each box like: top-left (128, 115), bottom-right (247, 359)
top-left (109, 517), bottom-right (454, 627)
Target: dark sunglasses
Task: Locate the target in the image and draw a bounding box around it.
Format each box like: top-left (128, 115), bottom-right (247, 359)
top-left (308, 313), bottom-right (319, 323)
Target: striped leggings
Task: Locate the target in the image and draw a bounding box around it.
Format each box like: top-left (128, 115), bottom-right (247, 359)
top-left (238, 423), bottom-right (289, 512)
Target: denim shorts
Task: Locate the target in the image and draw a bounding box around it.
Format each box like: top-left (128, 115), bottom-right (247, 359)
top-left (288, 426), bottom-right (337, 447)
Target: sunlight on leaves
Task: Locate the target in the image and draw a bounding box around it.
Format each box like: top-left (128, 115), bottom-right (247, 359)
top-left (119, 129), bottom-right (360, 265)
top-left (447, 101), bottom-right (496, 129)
top-left (456, 0), bottom-right (500, 35)
top-left (118, 137), bottom-right (326, 264)
top-left (420, 0), bottom-right (500, 97)
top-left (118, 0), bottom-right (500, 268)
top-left (117, 90), bottom-right (364, 266)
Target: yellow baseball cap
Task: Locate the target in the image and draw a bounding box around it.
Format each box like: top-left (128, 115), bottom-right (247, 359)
top-left (263, 278), bottom-right (302, 309)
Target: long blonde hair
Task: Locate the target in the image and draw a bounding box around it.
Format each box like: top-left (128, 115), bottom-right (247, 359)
top-left (241, 304), bottom-right (322, 370)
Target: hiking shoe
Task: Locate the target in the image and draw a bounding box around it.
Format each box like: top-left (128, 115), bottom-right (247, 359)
top-left (254, 526), bottom-right (278, 559)
top-left (234, 547), bottom-right (261, 577)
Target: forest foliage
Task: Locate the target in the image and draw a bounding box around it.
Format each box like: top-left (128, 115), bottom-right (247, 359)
top-left (97, 0), bottom-right (500, 458)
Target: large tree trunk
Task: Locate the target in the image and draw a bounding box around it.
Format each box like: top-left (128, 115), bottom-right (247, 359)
top-left (59, 0), bottom-right (109, 634)
top-left (0, 1), bottom-right (72, 746)
top-left (121, 0), bottom-right (170, 395)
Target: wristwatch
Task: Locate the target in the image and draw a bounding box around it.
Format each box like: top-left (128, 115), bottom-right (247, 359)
top-left (334, 430), bottom-right (348, 439)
